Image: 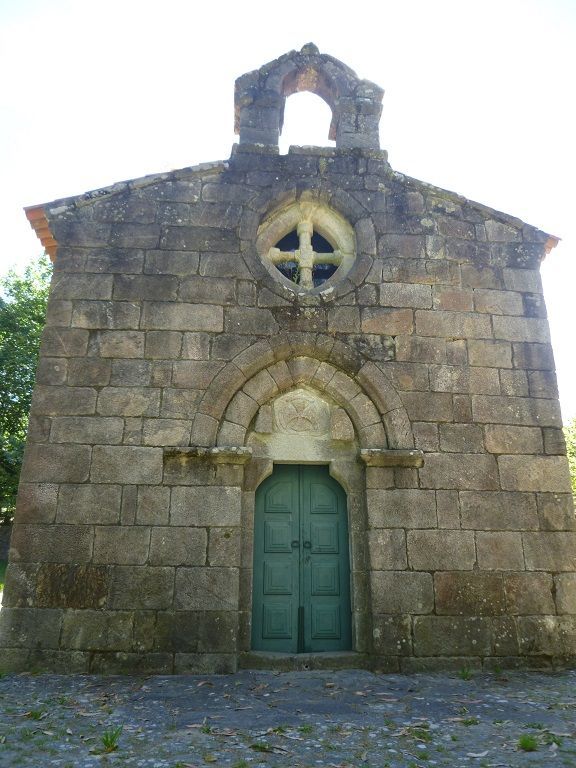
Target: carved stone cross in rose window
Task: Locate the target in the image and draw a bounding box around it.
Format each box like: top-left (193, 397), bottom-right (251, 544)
top-left (267, 220), bottom-right (344, 290)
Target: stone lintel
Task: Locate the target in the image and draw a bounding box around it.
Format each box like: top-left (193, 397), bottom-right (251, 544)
top-left (360, 448), bottom-right (424, 468)
top-left (163, 446), bottom-right (252, 465)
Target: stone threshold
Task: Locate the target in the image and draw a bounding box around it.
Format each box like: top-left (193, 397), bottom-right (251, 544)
top-left (239, 651), bottom-right (371, 671)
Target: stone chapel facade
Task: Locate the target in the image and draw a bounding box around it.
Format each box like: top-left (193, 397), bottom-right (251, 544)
top-left (1, 45), bottom-right (575, 673)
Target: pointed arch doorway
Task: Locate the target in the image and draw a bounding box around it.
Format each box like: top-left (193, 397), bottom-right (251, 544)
top-left (252, 464), bottom-right (352, 654)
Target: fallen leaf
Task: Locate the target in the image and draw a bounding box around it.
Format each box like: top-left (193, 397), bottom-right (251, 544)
top-left (467, 751), bottom-right (489, 758)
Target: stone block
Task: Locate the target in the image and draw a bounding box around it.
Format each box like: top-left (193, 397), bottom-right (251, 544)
top-left (384, 362), bottom-right (429, 392)
top-left (543, 427), bottom-right (566, 455)
top-left (379, 283), bottom-right (432, 309)
top-left (41, 328), bottom-right (90, 358)
top-left (61, 610), bottom-right (134, 651)
top-left (208, 527), bottom-right (241, 567)
top-left (160, 388), bottom-right (202, 418)
top-left (145, 331), bottom-right (183, 359)
top-left (419, 453), bottom-right (498, 490)
top-left (145, 250), bottom-right (199, 276)
top-left (110, 566), bottom-right (174, 609)
top-left (460, 264), bottom-right (502, 289)
top-left (1, 562), bottom-right (38, 608)
top-left (367, 489), bottom-right (436, 528)
top-left (9, 523), bottom-right (93, 563)
top-left (172, 361), bottom-right (224, 389)
top-left (434, 572), bottom-right (506, 615)
top-left (136, 486), bottom-right (170, 525)
top-left (517, 616), bottom-right (576, 657)
top-left (438, 423), bottom-right (484, 453)
top-left (537, 493), bottom-right (576, 531)
top-left (413, 422), bottom-right (439, 451)
top-left (554, 574), bottom-right (576, 614)
top-left (174, 567), bottom-right (239, 610)
top-left (20, 444), bottom-right (91, 483)
top-left (97, 387), bottom-right (161, 417)
top-left (361, 308), bottom-right (413, 335)
top-left (141, 302), bottom-right (223, 331)
top-left (171, 487), bottom-right (242, 526)
top-left (523, 532), bottom-right (576, 571)
top-left (113, 274), bottom-right (178, 301)
top-left (57, 484), bottom-right (121, 524)
top-left (436, 490), bottom-right (460, 528)
top-left (432, 287), bottom-right (473, 311)
top-left (476, 532), bottom-right (524, 570)
top-left (472, 395), bottom-right (561, 427)
top-left (327, 307), bottom-right (360, 333)
top-left (50, 416), bottom-right (124, 445)
top-left (429, 365), bottom-right (500, 395)
top-left (400, 392), bottom-right (453, 422)
top-left (110, 360), bottom-right (151, 386)
top-left (225, 307), bottom-right (279, 335)
top-left (407, 530), bottom-right (475, 570)
top-left (91, 446), bottom-right (163, 484)
top-left (498, 455), bottom-right (572, 492)
top-left (85, 248), bottom-right (145, 274)
top-left (72, 300), bottom-right (140, 329)
top-left (15, 483), bottom-right (58, 523)
top-left (503, 268), bottom-right (543, 293)
top-left (460, 491), bottom-right (538, 530)
top-left (368, 529), bottom-right (407, 569)
top-left (149, 527), bottom-right (207, 566)
top-left (395, 335), bottom-right (446, 363)
top-left (142, 418), bottom-right (191, 446)
top-left (199, 253), bottom-right (251, 278)
top-left (512, 341), bottom-right (555, 371)
top-left (413, 616), bottom-right (492, 656)
top-left (45, 300), bottom-right (73, 327)
top-left (474, 289), bottom-right (523, 315)
top-left (181, 332), bottom-right (211, 360)
top-left (160, 225), bottom-right (239, 252)
top-left (415, 310), bottom-right (491, 339)
top-left (0, 608), bottom-right (62, 650)
top-left (484, 425), bottom-right (543, 454)
top-left (67, 358), bottom-right (111, 385)
top-left (35, 564), bottom-right (109, 609)
top-left (51, 273), bottom-right (113, 300)
top-left (371, 571), bottom-right (433, 614)
top-left (32, 385), bottom-right (97, 416)
top-left (93, 526), bottom-right (151, 564)
top-left (493, 316), bottom-right (550, 343)
top-left (330, 408), bottom-right (355, 441)
top-left (504, 573), bottom-right (555, 615)
top-left (93, 330), bottom-right (145, 358)
top-left (372, 615), bottom-right (412, 656)
top-left (468, 339), bottom-right (512, 368)
top-left (36, 358), bottom-right (67, 385)
top-left (180, 276), bottom-right (236, 305)
top-left (527, 370), bottom-right (558, 400)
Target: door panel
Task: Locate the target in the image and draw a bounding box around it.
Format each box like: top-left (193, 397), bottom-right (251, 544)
top-left (252, 465), bottom-right (351, 653)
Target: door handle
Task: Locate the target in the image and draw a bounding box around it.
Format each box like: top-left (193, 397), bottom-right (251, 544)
top-left (303, 541), bottom-right (312, 548)
top-left (291, 540), bottom-right (300, 548)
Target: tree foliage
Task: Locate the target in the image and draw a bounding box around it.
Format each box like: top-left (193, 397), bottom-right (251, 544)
top-left (0, 255), bottom-right (52, 521)
top-left (565, 417), bottom-right (576, 499)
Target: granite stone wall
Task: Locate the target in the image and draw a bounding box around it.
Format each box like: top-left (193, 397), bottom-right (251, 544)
top-left (1, 46), bottom-right (574, 673)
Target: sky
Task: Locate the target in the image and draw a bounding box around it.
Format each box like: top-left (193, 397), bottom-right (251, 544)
top-left (1, 0), bottom-right (575, 420)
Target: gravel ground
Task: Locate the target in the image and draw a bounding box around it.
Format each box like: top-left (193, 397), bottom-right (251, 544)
top-left (1, 668), bottom-right (576, 767)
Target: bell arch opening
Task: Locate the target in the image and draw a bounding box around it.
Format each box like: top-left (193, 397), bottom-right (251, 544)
top-left (278, 91), bottom-right (336, 154)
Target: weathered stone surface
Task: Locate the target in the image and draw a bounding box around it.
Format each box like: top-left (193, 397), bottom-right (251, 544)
top-left (136, 486), bottom-right (171, 525)
top-left (434, 572), bottom-right (506, 615)
top-left (536, 493), bottom-right (576, 531)
top-left (9, 524), bottom-right (93, 564)
top-left (439, 424), bottom-right (484, 453)
top-left (171, 487), bottom-right (241, 526)
top-left (468, 339), bottom-right (512, 368)
top-left (504, 573), bottom-right (555, 615)
top-left (91, 446), bottom-right (163, 484)
top-left (368, 529), bottom-right (407, 570)
top-left (50, 416), bottom-right (124, 444)
top-left (141, 302), bottom-right (223, 331)
top-left (476, 531), bottom-right (524, 570)
top-left (174, 567), bottom-right (239, 611)
top-left (372, 571), bottom-right (433, 614)
top-left (61, 610), bottom-right (133, 651)
top-left (149, 527), bottom-right (207, 566)
top-left (109, 566), bottom-right (174, 609)
top-left (15, 483), bottom-right (58, 524)
top-left (361, 308), bottom-right (413, 335)
top-left (460, 491), bottom-right (539, 530)
top-left (93, 526), bottom-right (151, 564)
top-left (419, 453), bottom-right (499, 490)
top-left (555, 574), bottom-right (576, 614)
top-left (407, 530), bottom-right (476, 570)
top-left (57, 484), bottom-right (121, 524)
top-left (498, 455), bottom-right (572, 492)
top-left (413, 617), bottom-right (494, 656)
top-left (523, 532), bottom-right (576, 571)
top-left (484, 424), bottom-right (543, 454)
top-left (32, 385), bottom-right (97, 416)
top-left (97, 387), bottom-right (161, 417)
top-left (20, 444), bottom-right (91, 483)
top-left (92, 331), bottom-right (145, 358)
top-left (472, 395), bottom-right (561, 427)
top-left (367, 489), bottom-right (436, 529)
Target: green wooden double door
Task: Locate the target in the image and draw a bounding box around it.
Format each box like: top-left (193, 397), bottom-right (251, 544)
top-left (252, 465), bottom-right (352, 653)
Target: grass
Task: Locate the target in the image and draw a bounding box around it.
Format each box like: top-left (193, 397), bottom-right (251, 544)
top-left (518, 733), bottom-right (539, 752)
top-left (100, 725), bottom-right (123, 753)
